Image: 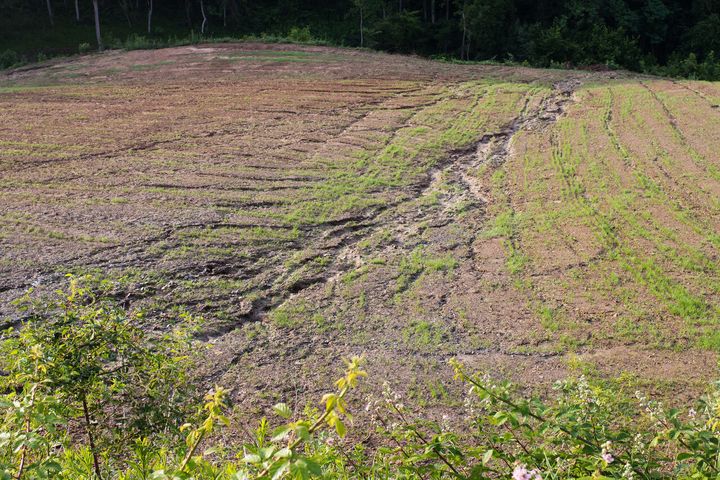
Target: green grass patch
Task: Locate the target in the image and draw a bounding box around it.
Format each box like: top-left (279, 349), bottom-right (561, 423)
top-left (402, 319), bottom-right (446, 348)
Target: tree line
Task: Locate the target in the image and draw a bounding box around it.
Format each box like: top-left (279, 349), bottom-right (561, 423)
top-left (3, 1), bottom-right (720, 78)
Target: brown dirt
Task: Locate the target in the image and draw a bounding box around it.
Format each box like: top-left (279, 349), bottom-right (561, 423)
top-left (0, 44), bottom-right (717, 424)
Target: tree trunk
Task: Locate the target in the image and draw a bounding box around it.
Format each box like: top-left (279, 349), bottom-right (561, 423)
top-left (46, 0), bottom-right (54, 27)
top-left (228, 0), bottom-right (241, 23)
top-left (200, 0), bottom-right (208, 34)
top-left (431, 0), bottom-right (435, 24)
top-left (82, 396), bottom-right (102, 480)
top-left (460, 11), bottom-right (466, 60)
top-left (123, 1), bottom-right (133, 27)
top-left (92, 0), bottom-right (103, 51)
top-left (446, 0), bottom-right (449, 20)
top-left (359, 6), bottom-right (364, 47)
top-left (74, 0), bottom-right (79, 21)
top-left (223, 0), bottom-right (227, 27)
top-left (147, 0), bottom-right (153, 33)
top-left (185, 0), bottom-right (192, 28)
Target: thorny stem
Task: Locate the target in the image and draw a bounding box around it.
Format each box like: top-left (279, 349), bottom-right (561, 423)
top-left (657, 416), bottom-right (718, 474)
top-left (178, 427), bottom-right (206, 473)
top-left (82, 395), bottom-right (102, 480)
top-left (458, 368), bottom-right (598, 449)
top-left (387, 400), bottom-right (465, 478)
top-left (458, 366), bottom-right (656, 478)
top-left (486, 438), bottom-right (513, 470)
top-left (503, 423), bottom-right (530, 456)
top-left (374, 414), bottom-right (428, 480)
top-left (15, 383), bottom-right (38, 480)
top-left (254, 386), bottom-right (349, 479)
top-left (335, 442), bottom-right (368, 480)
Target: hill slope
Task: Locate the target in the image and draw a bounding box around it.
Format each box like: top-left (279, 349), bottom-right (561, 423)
top-left (1, 44), bottom-right (718, 412)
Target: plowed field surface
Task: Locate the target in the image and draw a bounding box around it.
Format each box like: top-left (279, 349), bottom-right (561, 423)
top-left (1, 43), bottom-right (718, 415)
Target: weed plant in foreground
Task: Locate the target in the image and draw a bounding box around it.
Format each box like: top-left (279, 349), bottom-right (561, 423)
top-left (2, 277), bottom-right (720, 479)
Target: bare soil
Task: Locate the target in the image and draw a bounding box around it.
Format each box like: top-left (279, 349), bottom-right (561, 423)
top-left (1, 43), bottom-right (717, 423)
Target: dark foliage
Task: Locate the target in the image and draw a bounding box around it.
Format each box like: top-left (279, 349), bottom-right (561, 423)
top-left (2, 0), bottom-right (720, 78)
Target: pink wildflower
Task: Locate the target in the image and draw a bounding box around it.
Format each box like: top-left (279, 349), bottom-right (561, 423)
top-left (601, 441), bottom-right (614, 464)
top-left (513, 465), bottom-right (542, 480)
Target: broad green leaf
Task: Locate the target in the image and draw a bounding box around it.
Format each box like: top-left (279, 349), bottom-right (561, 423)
top-left (271, 425), bottom-right (291, 442)
top-left (273, 403), bottom-right (292, 419)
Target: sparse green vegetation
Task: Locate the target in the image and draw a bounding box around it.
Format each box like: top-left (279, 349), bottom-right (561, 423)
top-left (5, 287), bottom-right (720, 479)
top-left (396, 246), bottom-right (458, 293)
top-left (486, 81), bottom-right (720, 350)
top-left (402, 319), bottom-right (447, 348)
top-left (269, 300), bottom-right (310, 328)
top-left (2, 41), bottom-right (720, 480)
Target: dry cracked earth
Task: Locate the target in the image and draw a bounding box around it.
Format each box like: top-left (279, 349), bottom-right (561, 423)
top-left (1, 43), bottom-right (719, 422)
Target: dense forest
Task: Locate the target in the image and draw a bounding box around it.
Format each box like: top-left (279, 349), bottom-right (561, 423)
top-left (2, 1), bottom-right (720, 79)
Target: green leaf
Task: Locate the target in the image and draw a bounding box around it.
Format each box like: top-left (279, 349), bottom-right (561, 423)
top-left (303, 458), bottom-right (322, 476)
top-left (260, 446), bottom-right (277, 460)
top-left (274, 447), bottom-right (292, 459)
top-left (482, 449), bottom-right (493, 465)
top-left (295, 425), bottom-right (311, 440)
top-left (335, 418), bottom-right (346, 437)
top-left (270, 459), bottom-right (290, 480)
top-left (273, 403), bottom-right (292, 419)
top-left (492, 411), bottom-right (508, 426)
top-left (271, 425), bottom-right (291, 442)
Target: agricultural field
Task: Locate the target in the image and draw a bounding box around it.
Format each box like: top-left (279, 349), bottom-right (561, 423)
top-left (1, 43), bottom-right (719, 420)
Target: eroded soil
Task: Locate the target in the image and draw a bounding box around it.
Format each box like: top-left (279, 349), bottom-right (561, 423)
top-left (1, 43), bottom-right (718, 422)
